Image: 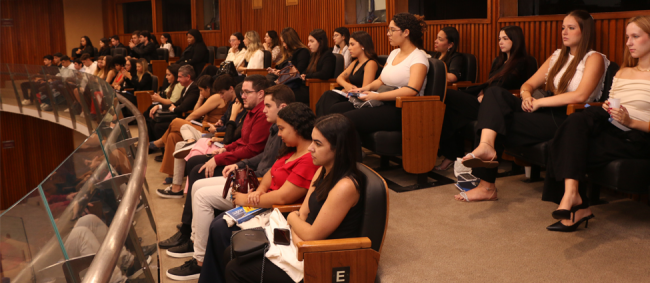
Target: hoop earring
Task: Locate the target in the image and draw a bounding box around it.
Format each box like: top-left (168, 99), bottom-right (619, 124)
top-left (447, 48), bottom-right (451, 52)
top-left (362, 48), bottom-right (365, 50)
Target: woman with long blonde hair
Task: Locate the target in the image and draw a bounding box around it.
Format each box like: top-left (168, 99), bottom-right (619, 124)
top-left (236, 30), bottom-right (265, 72)
top-left (542, 15), bottom-right (650, 232)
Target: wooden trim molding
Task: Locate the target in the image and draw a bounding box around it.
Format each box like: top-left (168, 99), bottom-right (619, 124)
top-left (499, 10), bottom-right (650, 23)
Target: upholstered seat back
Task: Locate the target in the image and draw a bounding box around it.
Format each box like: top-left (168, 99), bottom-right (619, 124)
top-left (333, 53), bottom-right (345, 78)
top-left (151, 75), bottom-right (159, 91)
top-left (156, 48), bottom-right (169, 62)
top-left (112, 47), bottom-right (127, 58)
top-left (357, 163), bottom-right (388, 253)
top-left (425, 58), bottom-right (447, 98)
top-left (377, 55), bottom-right (388, 67)
top-left (459, 53), bottom-right (477, 83)
top-left (173, 46), bottom-right (181, 57)
top-left (599, 62), bottom-right (619, 102)
top-left (207, 46), bottom-right (216, 65)
top-left (263, 50), bottom-right (272, 68)
top-left (216, 46), bottom-right (228, 60)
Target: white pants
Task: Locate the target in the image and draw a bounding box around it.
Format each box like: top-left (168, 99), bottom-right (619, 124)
top-left (64, 215), bottom-right (127, 283)
top-left (171, 125), bottom-right (204, 185)
top-left (190, 177), bottom-right (232, 262)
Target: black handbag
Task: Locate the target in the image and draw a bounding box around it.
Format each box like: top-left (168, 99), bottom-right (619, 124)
top-left (277, 62), bottom-right (302, 89)
top-left (230, 227), bottom-right (269, 282)
top-left (153, 109), bottom-right (178, 123)
top-left (216, 61), bottom-right (238, 78)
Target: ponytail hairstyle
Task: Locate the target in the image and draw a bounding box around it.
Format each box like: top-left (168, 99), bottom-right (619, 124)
top-left (312, 114), bottom-right (366, 202)
top-left (392, 13), bottom-right (427, 49)
top-left (622, 16), bottom-right (650, 68)
top-left (306, 29), bottom-right (329, 74)
top-left (487, 25), bottom-right (529, 85)
top-left (545, 10), bottom-right (595, 94)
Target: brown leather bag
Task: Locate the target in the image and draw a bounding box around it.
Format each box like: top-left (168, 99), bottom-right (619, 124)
top-left (222, 166), bottom-right (260, 199)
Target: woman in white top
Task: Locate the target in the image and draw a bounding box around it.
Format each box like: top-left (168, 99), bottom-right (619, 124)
top-left (458, 10), bottom-right (609, 202)
top-left (160, 33), bottom-right (175, 58)
top-left (332, 27), bottom-right (352, 69)
top-left (225, 32), bottom-right (247, 73)
top-left (236, 30), bottom-right (265, 73)
top-left (263, 30), bottom-right (282, 63)
top-left (542, 15), bottom-right (650, 232)
top-left (332, 13), bottom-right (429, 135)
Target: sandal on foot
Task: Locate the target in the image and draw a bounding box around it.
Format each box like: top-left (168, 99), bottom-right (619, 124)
top-left (461, 143), bottom-right (499, 168)
top-left (457, 187), bottom-right (498, 202)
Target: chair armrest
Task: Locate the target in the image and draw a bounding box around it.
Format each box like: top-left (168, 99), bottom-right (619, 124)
top-left (305, 78), bottom-right (337, 87)
top-left (510, 89), bottom-right (520, 97)
top-left (330, 82), bottom-right (340, 90)
top-left (452, 81), bottom-right (482, 89)
top-left (244, 69), bottom-right (268, 76)
top-left (124, 88), bottom-right (134, 92)
top-left (297, 237), bottom-right (371, 261)
top-left (272, 203), bottom-right (302, 213)
top-left (305, 79), bottom-right (338, 112)
top-left (567, 102), bottom-right (602, 115)
top-left (215, 132), bottom-right (225, 137)
top-left (395, 96), bottom-right (441, 108)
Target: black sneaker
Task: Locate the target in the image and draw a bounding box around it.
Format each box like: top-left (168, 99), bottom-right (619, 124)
top-left (154, 155), bottom-right (163, 162)
top-left (156, 186), bottom-right (183, 199)
top-left (166, 240), bottom-right (194, 258)
top-left (141, 244), bottom-right (157, 257)
top-left (126, 255), bottom-right (152, 279)
top-left (158, 230), bottom-right (189, 249)
top-left (166, 258), bottom-right (201, 281)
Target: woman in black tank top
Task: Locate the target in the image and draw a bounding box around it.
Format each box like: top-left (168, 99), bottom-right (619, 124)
top-left (222, 114), bottom-right (366, 282)
top-left (315, 31), bottom-right (380, 116)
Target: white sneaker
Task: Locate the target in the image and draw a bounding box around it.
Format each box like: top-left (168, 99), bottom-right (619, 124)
top-left (22, 99), bottom-right (32, 105)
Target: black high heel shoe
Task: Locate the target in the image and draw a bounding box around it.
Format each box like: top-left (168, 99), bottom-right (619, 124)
top-left (552, 202), bottom-right (589, 221)
top-left (546, 214), bottom-right (595, 232)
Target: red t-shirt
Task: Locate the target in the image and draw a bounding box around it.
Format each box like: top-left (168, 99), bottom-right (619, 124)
top-left (269, 152), bottom-right (320, 191)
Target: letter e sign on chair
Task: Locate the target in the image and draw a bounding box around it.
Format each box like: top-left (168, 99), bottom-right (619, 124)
top-left (332, 266), bottom-right (350, 283)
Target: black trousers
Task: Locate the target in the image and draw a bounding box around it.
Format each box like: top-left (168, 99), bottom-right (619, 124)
top-left (223, 246), bottom-right (297, 283)
top-left (542, 106), bottom-right (650, 204)
top-left (144, 104), bottom-right (174, 142)
top-left (198, 212), bottom-right (240, 283)
top-left (292, 84), bottom-right (310, 106)
top-left (439, 89), bottom-right (481, 160)
top-left (315, 90), bottom-right (349, 117)
top-left (181, 155), bottom-right (225, 228)
top-left (472, 87), bottom-right (568, 183)
top-left (330, 101), bottom-right (402, 134)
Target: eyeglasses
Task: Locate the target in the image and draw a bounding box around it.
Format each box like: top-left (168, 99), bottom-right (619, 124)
top-left (241, 89), bottom-right (258, 96)
top-left (229, 39), bottom-right (238, 43)
top-left (387, 28), bottom-right (402, 35)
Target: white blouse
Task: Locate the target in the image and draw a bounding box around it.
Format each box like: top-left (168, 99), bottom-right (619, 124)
top-left (160, 43), bottom-right (174, 58)
top-left (609, 77), bottom-right (650, 122)
top-left (546, 49), bottom-right (610, 102)
top-left (333, 45), bottom-right (352, 69)
top-left (226, 48), bottom-right (247, 74)
top-left (380, 48), bottom-right (430, 96)
top-left (246, 49), bottom-right (265, 69)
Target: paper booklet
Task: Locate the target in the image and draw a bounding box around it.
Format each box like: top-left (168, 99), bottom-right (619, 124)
top-left (225, 206), bottom-right (269, 224)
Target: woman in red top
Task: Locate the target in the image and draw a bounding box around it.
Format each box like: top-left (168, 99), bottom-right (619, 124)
top-left (165, 102), bottom-right (319, 281)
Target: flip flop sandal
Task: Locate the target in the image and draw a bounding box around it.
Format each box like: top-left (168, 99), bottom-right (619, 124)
top-left (461, 153), bottom-right (499, 168)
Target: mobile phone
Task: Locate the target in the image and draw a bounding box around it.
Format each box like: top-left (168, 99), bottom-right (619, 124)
top-left (348, 92), bottom-right (360, 98)
top-left (458, 173), bottom-right (478, 182)
top-left (273, 228), bottom-right (291, 246)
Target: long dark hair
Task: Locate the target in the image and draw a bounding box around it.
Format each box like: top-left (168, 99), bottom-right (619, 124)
top-left (277, 27), bottom-right (308, 64)
top-left (312, 114), bottom-right (365, 202)
top-left (276, 103), bottom-right (316, 157)
top-left (161, 33), bottom-right (174, 48)
top-left (437, 27), bottom-right (460, 66)
top-left (232, 32), bottom-right (246, 50)
top-left (80, 36), bottom-right (94, 49)
top-left (306, 29), bottom-right (329, 74)
top-left (350, 31), bottom-right (378, 62)
top-left (99, 38), bottom-right (111, 53)
top-left (546, 10), bottom-right (595, 94)
top-left (487, 25), bottom-right (529, 85)
top-left (166, 64), bottom-right (180, 90)
top-left (267, 30), bottom-right (280, 49)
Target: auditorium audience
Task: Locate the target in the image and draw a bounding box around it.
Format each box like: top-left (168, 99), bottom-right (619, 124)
top-left (61, 56), bottom-right (75, 70)
top-left (123, 58), bottom-right (153, 92)
top-left (73, 59), bottom-right (83, 71)
top-left (53, 53), bottom-right (63, 67)
top-left (93, 56), bottom-right (106, 79)
top-left (157, 75), bottom-right (271, 252)
top-left (333, 26), bottom-right (353, 68)
top-left (267, 27), bottom-right (310, 79)
top-left (98, 38), bottom-right (112, 56)
top-left (111, 35), bottom-right (127, 50)
top-left (160, 33), bottom-right (176, 58)
top-left (130, 31), bottom-right (157, 62)
top-left (332, 13), bottom-right (429, 137)
top-left (542, 15), bottom-right (650, 232)
top-left (431, 26), bottom-right (463, 83)
top-left (212, 113), bottom-right (363, 283)
top-left (435, 25), bottom-right (537, 170)
top-left (316, 30), bottom-right (381, 116)
top-left (225, 32), bottom-right (247, 73)
top-left (20, 55), bottom-right (56, 105)
top-left (151, 64), bottom-right (183, 105)
top-left (236, 30), bottom-right (265, 73)
top-left (128, 30), bottom-right (141, 59)
top-left (457, 10), bottom-right (610, 202)
top-left (81, 54), bottom-right (97, 75)
top-left (114, 58), bottom-right (137, 91)
top-left (177, 29), bottom-right (210, 74)
top-left (101, 55), bottom-right (117, 83)
top-left (165, 90), bottom-right (304, 281)
top-left (292, 29), bottom-right (335, 104)
top-left (263, 30), bottom-right (282, 63)
top-left (147, 65), bottom-right (199, 142)
top-left (74, 36), bottom-right (95, 58)
top-left (110, 56), bottom-right (127, 89)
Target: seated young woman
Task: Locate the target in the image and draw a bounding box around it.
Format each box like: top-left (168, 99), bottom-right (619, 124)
top-left (333, 27), bottom-right (352, 68)
top-left (74, 36), bottom-right (95, 58)
top-left (293, 29), bottom-right (336, 104)
top-left (431, 27), bottom-right (463, 83)
top-left (177, 29), bottom-right (209, 74)
top-left (329, 13), bottom-right (429, 136)
top-left (110, 56), bottom-right (127, 89)
top-left (235, 30), bottom-right (265, 73)
top-left (151, 64), bottom-right (184, 106)
top-left (457, 10), bottom-right (610, 202)
top-left (114, 58), bottom-right (137, 91)
top-left (542, 15), bottom-right (650, 232)
top-left (263, 30), bottom-right (282, 64)
top-left (123, 58), bottom-right (153, 91)
top-left (435, 25), bottom-right (537, 170)
top-left (165, 102), bottom-right (319, 281)
top-left (93, 55), bottom-right (106, 80)
top-left (160, 33), bottom-right (175, 58)
top-left (220, 113), bottom-right (366, 282)
top-left (103, 55), bottom-right (117, 84)
top-left (315, 30), bottom-right (380, 116)
top-left (98, 38), bottom-right (112, 57)
top-left (153, 75), bottom-right (228, 191)
top-left (225, 32), bottom-right (247, 74)
top-left (267, 27), bottom-right (310, 80)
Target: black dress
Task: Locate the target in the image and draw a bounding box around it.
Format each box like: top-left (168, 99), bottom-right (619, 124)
top-left (430, 51), bottom-right (465, 81)
top-left (438, 56), bottom-right (537, 161)
top-left (315, 59), bottom-right (376, 116)
top-left (293, 50), bottom-right (336, 105)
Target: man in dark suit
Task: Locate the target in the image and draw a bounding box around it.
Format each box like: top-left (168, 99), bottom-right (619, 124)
top-left (110, 35), bottom-right (129, 54)
top-left (130, 30), bottom-right (157, 62)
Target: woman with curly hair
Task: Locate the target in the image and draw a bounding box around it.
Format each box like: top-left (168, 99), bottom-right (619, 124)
top-left (335, 13), bottom-right (430, 136)
top-left (166, 102), bottom-right (320, 281)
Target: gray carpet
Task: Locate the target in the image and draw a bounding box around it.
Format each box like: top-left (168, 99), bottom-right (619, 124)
top-left (136, 126), bottom-right (650, 283)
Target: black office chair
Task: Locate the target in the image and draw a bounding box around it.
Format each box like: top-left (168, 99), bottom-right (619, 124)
top-left (263, 50), bottom-right (272, 68)
top-left (458, 53), bottom-right (477, 83)
top-left (156, 48), bottom-right (169, 62)
top-left (151, 75), bottom-right (159, 91)
top-left (216, 46), bottom-right (228, 60)
top-left (333, 53), bottom-right (345, 77)
top-left (93, 47), bottom-right (99, 58)
top-left (173, 46), bottom-right (181, 58)
top-left (207, 46), bottom-right (216, 65)
top-left (360, 58), bottom-right (448, 189)
top-left (377, 55), bottom-right (388, 67)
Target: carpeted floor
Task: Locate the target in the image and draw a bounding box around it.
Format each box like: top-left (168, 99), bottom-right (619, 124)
top-left (137, 126), bottom-right (650, 283)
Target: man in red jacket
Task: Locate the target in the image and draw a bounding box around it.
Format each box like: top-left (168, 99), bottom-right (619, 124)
top-left (158, 75), bottom-right (272, 250)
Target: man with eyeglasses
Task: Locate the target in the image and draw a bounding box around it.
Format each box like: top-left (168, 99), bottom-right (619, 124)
top-left (158, 75), bottom-right (272, 251)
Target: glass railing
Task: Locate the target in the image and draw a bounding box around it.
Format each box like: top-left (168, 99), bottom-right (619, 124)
top-left (1, 65), bottom-right (156, 283)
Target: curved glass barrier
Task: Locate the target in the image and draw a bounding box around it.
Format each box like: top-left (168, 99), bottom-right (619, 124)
top-left (1, 65), bottom-right (156, 283)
